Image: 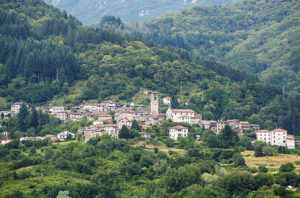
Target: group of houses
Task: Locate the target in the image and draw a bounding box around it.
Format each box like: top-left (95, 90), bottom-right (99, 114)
top-left (0, 131), bottom-right (75, 147)
top-left (0, 91), bottom-right (297, 148)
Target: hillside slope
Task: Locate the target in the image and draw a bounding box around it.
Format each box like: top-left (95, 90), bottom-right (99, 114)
top-left (44, 0), bottom-right (237, 24)
top-left (144, 0), bottom-right (300, 91)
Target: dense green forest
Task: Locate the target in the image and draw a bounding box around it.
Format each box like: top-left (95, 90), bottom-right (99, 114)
top-left (144, 0), bottom-right (300, 92)
top-left (44, 0), bottom-right (238, 25)
top-left (0, 0), bottom-right (300, 135)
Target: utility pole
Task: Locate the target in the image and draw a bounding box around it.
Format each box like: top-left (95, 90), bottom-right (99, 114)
top-left (282, 85), bottom-right (285, 100)
top-left (180, 81), bottom-right (183, 94)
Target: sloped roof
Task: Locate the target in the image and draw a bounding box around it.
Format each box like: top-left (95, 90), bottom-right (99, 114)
top-left (173, 109), bottom-right (195, 113)
top-left (257, 130), bottom-right (270, 133)
top-left (170, 125), bottom-right (188, 130)
top-left (272, 128), bottom-right (287, 132)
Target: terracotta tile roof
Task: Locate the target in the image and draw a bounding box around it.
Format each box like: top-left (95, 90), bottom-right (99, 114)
top-left (96, 124), bottom-right (117, 128)
top-left (240, 121), bottom-right (250, 124)
top-left (287, 135), bottom-right (295, 140)
top-left (257, 130), bottom-right (270, 133)
top-left (170, 125), bottom-right (188, 130)
top-left (272, 128), bottom-right (287, 132)
top-left (173, 109), bottom-right (195, 113)
top-left (179, 115), bottom-right (191, 118)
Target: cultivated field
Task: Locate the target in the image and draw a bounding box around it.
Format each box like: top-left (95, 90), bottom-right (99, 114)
top-left (242, 150), bottom-right (300, 173)
top-left (133, 141), bottom-right (186, 155)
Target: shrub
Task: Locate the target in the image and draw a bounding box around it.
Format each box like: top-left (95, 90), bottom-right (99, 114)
top-left (279, 163), bottom-right (295, 172)
top-left (258, 165), bottom-right (268, 173)
top-left (272, 184), bottom-right (286, 196)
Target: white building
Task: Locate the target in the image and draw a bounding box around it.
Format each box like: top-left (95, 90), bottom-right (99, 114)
top-left (256, 129), bottom-right (295, 149)
top-left (49, 106), bottom-right (65, 114)
top-left (286, 135), bottom-right (295, 149)
top-left (270, 129), bottom-right (288, 146)
top-left (0, 111), bottom-right (11, 120)
top-left (0, 137), bottom-right (11, 145)
top-left (80, 103), bottom-right (101, 112)
top-left (20, 137), bottom-right (44, 141)
top-left (67, 112), bottom-right (84, 121)
top-left (256, 130), bottom-right (271, 144)
top-left (100, 101), bottom-right (116, 112)
top-left (167, 107), bottom-right (198, 124)
top-left (172, 109), bottom-right (196, 122)
top-left (163, 97), bottom-right (171, 105)
top-left (178, 115), bottom-right (191, 124)
top-left (57, 131), bottom-right (75, 139)
top-left (169, 125), bottom-right (189, 141)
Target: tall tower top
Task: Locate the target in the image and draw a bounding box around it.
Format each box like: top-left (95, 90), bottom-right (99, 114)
top-left (150, 92), bottom-right (159, 116)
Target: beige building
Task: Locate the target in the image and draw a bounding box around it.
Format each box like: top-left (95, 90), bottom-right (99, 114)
top-left (11, 102), bottom-right (29, 115)
top-left (83, 124), bottom-right (118, 142)
top-left (167, 108), bottom-right (197, 123)
top-left (169, 125), bottom-right (189, 141)
top-left (54, 111), bottom-right (68, 121)
top-left (117, 118), bottom-right (132, 129)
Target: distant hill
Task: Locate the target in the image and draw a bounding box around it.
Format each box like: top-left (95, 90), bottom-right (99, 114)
top-left (144, 0), bottom-right (300, 91)
top-left (44, 0), bottom-right (237, 25)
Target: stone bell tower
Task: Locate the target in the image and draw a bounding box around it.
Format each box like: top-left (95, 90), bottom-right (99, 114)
top-left (150, 92), bottom-right (159, 116)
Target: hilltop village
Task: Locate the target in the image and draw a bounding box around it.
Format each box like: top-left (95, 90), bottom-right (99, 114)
top-left (0, 91), bottom-right (296, 149)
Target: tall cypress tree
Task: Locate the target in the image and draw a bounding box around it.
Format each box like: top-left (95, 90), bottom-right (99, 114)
top-left (119, 125), bottom-right (131, 139)
top-left (219, 125), bottom-right (239, 148)
top-left (131, 120), bottom-right (140, 132)
top-left (171, 95), bottom-right (179, 108)
top-left (17, 103), bottom-right (29, 131)
top-left (29, 107), bottom-right (38, 129)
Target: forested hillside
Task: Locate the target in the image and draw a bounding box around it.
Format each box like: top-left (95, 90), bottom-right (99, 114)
top-left (144, 0), bottom-right (300, 91)
top-left (44, 0), bottom-right (237, 25)
top-left (1, 134), bottom-right (299, 198)
top-left (0, 0), bottom-right (299, 134)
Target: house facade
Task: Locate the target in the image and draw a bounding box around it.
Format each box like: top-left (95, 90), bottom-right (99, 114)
top-left (169, 125), bottom-right (189, 141)
top-left (256, 128), bottom-right (295, 149)
top-left (57, 131), bottom-right (75, 140)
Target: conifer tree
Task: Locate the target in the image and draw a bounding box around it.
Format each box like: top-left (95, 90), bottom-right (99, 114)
top-left (131, 120), bottom-right (140, 132)
top-left (17, 103), bottom-right (29, 131)
top-left (119, 125), bottom-right (131, 139)
top-left (29, 107), bottom-right (38, 129)
top-left (219, 125), bottom-right (239, 148)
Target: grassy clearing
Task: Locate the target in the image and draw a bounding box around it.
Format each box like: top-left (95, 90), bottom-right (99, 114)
top-left (48, 81), bottom-right (85, 106)
top-left (133, 141), bottom-right (186, 155)
top-left (0, 97), bottom-right (8, 108)
top-left (242, 150), bottom-right (300, 173)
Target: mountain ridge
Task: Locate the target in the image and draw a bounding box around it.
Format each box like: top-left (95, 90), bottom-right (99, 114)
top-left (143, 0), bottom-right (300, 91)
top-left (44, 0), bottom-right (238, 24)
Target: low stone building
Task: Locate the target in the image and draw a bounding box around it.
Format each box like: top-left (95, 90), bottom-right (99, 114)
top-left (82, 124), bottom-right (118, 142)
top-left (57, 131), bottom-right (75, 140)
